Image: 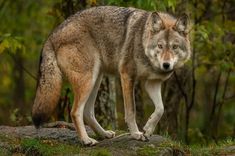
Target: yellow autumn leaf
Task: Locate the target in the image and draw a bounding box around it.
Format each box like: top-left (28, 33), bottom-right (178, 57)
top-left (88, 0), bottom-right (96, 5)
top-left (0, 39), bottom-right (10, 54)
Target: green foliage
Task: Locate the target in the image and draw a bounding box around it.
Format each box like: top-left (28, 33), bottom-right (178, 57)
top-left (195, 20), bottom-right (235, 71)
top-left (0, 0), bottom-right (59, 125)
top-left (0, 34), bottom-right (24, 54)
top-left (104, 0), bottom-right (178, 11)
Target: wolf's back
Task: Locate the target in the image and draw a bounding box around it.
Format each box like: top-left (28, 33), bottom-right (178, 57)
top-left (32, 39), bottom-right (62, 128)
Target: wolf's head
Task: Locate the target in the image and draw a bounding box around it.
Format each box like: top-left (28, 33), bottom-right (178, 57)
top-left (143, 12), bottom-right (191, 73)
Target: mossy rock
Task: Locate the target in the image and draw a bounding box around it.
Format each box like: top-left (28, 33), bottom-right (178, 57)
top-left (0, 123), bottom-right (234, 156)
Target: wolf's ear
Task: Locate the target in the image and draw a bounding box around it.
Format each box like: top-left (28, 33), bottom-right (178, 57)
top-left (174, 13), bottom-right (189, 35)
top-left (151, 12), bottom-right (165, 32)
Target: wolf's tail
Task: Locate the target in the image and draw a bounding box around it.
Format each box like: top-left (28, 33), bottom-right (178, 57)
top-left (32, 39), bottom-right (62, 128)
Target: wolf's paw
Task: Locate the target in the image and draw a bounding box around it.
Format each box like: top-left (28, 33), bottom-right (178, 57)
top-left (81, 137), bottom-right (98, 146)
top-left (143, 125), bottom-right (154, 139)
top-left (131, 131), bottom-right (149, 141)
top-left (104, 130), bottom-right (116, 139)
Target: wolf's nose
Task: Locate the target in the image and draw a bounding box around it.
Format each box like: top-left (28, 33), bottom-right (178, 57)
top-left (163, 62), bottom-right (170, 70)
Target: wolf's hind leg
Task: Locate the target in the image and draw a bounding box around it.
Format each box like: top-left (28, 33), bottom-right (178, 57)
top-left (84, 73), bottom-right (115, 139)
top-left (143, 80), bottom-right (164, 138)
top-left (69, 72), bottom-right (99, 146)
top-left (57, 45), bottom-right (100, 146)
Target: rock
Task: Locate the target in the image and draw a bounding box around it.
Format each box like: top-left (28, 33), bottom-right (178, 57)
top-left (0, 122), bottom-right (184, 156)
top-left (224, 146), bottom-right (235, 153)
top-left (0, 125), bottom-right (81, 144)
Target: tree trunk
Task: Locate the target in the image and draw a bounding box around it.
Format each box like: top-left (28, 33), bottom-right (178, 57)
top-left (160, 67), bottom-right (191, 140)
top-left (12, 52), bottom-right (26, 121)
top-left (95, 76), bottom-right (117, 129)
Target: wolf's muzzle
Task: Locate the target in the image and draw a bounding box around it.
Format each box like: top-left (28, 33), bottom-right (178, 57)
top-left (163, 62), bottom-right (170, 70)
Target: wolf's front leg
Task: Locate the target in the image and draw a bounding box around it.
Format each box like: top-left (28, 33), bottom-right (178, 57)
top-left (120, 69), bottom-right (147, 141)
top-left (143, 80), bottom-right (164, 138)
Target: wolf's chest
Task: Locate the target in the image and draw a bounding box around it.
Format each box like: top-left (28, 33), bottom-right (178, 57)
top-left (136, 64), bottom-right (173, 81)
top-left (147, 72), bottom-right (173, 81)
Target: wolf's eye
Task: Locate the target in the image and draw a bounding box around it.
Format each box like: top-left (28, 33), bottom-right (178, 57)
top-left (172, 44), bottom-right (178, 49)
top-left (158, 44), bottom-right (163, 49)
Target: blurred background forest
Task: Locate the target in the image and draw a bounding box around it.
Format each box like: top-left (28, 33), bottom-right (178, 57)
top-left (0, 0), bottom-right (234, 146)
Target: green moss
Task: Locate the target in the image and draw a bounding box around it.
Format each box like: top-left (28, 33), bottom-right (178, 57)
top-left (0, 147), bottom-right (11, 156)
top-left (189, 139), bottom-right (235, 156)
top-left (136, 145), bottom-right (160, 156)
top-left (159, 139), bottom-right (186, 151)
top-left (0, 134), bottom-right (8, 142)
top-left (21, 138), bottom-right (80, 156)
top-left (0, 134), bottom-right (19, 144)
top-left (90, 148), bottom-right (112, 156)
top-left (159, 138), bottom-right (235, 155)
top-left (1, 132), bottom-right (235, 156)
top-left (189, 145), bottom-right (222, 156)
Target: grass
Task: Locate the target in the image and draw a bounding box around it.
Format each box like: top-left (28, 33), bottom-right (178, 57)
top-left (0, 147), bottom-right (11, 156)
top-left (189, 138), bottom-right (235, 155)
top-left (158, 136), bottom-right (235, 155)
top-left (90, 148), bottom-right (112, 156)
top-left (136, 145), bottom-right (160, 156)
top-left (21, 138), bottom-right (80, 156)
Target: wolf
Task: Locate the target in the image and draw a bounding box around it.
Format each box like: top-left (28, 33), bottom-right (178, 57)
top-left (32, 6), bottom-right (191, 146)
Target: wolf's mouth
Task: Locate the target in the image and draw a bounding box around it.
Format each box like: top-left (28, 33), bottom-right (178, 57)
top-left (151, 66), bottom-right (174, 75)
top-left (160, 69), bottom-right (174, 74)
